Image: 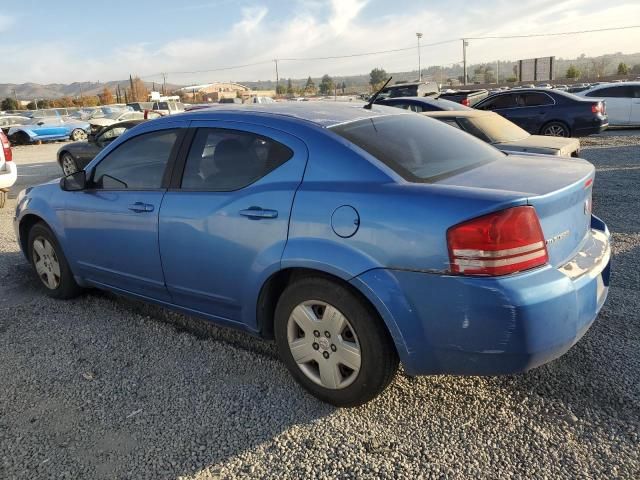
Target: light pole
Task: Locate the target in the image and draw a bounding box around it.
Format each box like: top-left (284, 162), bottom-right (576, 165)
top-left (462, 39), bottom-right (469, 85)
top-left (416, 33), bottom-right (423, 82)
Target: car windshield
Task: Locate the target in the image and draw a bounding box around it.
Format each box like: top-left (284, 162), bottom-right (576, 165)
top-left (331, 114), bottom-right (503, 182)
top-left (104, 112), bottom-right (123, 120)
top-left (461, 114), bottom-right (530, 143)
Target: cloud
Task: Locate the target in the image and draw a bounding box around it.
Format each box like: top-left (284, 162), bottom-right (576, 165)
top-left (3, 0), bottom-right (640, 84)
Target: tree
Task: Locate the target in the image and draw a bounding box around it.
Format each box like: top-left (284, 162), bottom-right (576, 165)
top-left (341, 81), bottom-right (346, 94)
top-left (319, 74), bottom-right (335, 95)
top-left (632, 64), bottom-right (640, 74)
top-left (275, 83), bottom-right (286, 95)
top-left (126, 75), bottom-right (149, 102)
top-left (26, 101), bottom-right (37, 110)
top-left (99, 87), bottom-right (114, 105)
top-left (303, 76), bottom-right (316, 95)
top-left (369, 68), bottom-right (387, 89)
top-left (286, 78), bottom-right (294, 95)
top-left (505, 76), bottom-right (517, 83)
top-left (566, 65), bottom-right (580, 79)
top-left (617, 62), bottom-right (629, 75)
top-left (1, 97), bottom-right (18, 111)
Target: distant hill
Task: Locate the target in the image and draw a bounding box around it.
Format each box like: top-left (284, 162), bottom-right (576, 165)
top-left (0, 80), bottom-right (182, 101)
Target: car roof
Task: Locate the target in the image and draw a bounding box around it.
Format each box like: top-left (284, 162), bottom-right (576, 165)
top-left (156, 102), bottom-right (402, 128)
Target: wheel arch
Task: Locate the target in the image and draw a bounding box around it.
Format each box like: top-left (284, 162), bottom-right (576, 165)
top-left (256, 267), bottom-right (403, 360)
top-left (19, 213), bottom-right (48, 260)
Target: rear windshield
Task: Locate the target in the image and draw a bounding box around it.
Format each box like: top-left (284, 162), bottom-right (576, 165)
top-left (460, 114), bottom-right (530, 143)
top-left (330, 114), bottom-right (503, 182)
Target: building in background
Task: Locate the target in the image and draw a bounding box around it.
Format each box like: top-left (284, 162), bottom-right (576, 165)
top-left (178, 82), bottom-right (276, 102)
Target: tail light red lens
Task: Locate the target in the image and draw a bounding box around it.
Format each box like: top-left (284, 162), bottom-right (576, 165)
top-left (447, 206), bottom-right (549, 276)
top-left (460, 98), bottom-right (470, 106)
top-left (591, 102), bottom-right (604, 114)
top-left (0, 131), bottom-right (12, 162)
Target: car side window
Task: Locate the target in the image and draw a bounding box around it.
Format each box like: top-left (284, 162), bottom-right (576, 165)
top-left (180, 128), bottom-right (293, 191)
top-left (478, 94), bottom-right (516, 110)
top-left (522, 93), bottom-right (553, 106)
top-left (92, 129), bottom-right (178, 190)
top-left (586, 86), bottom-right (633, 98)
top-left (98, 126), bottom-right (127, 142)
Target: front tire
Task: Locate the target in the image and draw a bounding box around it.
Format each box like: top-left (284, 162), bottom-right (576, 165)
top-left (274, 276), bottom-right (398, 407)
top-left (541, 121), bottom-right (570, 137)
top-left (60, 152), bottom-right (78, 175)
top-left (10, 131), bottom-right (30, 145)
top-left (28, 223), bottom-right (82, 299)
top-left (70, 128), bottom-right (87, 141)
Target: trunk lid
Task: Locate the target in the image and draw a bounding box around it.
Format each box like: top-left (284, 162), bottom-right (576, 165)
top-left (436, 155), bottom-right (594, 267)
top-left (497, 136), bottom-right (580, 157)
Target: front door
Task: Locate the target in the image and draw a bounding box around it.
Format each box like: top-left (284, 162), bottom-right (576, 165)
top-left (63, 127), bottom-right (183, 301)
top-left (158, 123), bottom-right (308, 329)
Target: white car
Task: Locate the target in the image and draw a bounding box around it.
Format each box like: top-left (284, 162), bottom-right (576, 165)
top-left (150, 101), bottom-right (185, 115)
top-left (88, 111), bottom-right (145, 132)
top-left (0, 131), bottom-right (17, 208)
top-left (577, 82), bottom-right (640, 126)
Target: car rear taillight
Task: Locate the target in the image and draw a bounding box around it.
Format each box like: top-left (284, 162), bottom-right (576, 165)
top-left (0, 131), bottom-right (12, 162)
top-left (460, 98), bottom-right (470, 106)
top-left (447, 206), bottom-right (549, 276)
top-left (591, 101), bottom-right (604, 115)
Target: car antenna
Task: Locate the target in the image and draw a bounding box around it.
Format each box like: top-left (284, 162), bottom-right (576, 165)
top-left (363, 77), bottom-right (392, 110)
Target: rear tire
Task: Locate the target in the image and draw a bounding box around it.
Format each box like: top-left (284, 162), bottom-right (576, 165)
top-left (541, 121), bottom-right (570, 137)
top-left (10, 131), bottom-right (30, 145)
top-left (27, 223), bottom-right (83, 299)
top-left (274, 276), bottom-right (398, 407)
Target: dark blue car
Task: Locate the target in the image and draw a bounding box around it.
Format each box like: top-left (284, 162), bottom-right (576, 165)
top-left (375, 96), bottom-right (471, 112)
top-left (14, 103), bottom-right (610, 406)
top-left (474, 89), bottom-right (608, 137)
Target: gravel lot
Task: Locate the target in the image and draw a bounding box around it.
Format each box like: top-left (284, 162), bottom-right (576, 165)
top-left (1, 135), bottom-right (639, 479)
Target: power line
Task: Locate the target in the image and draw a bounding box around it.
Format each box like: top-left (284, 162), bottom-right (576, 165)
top-left (466, 25), bottom-right (640, 40)
top-left (139, 24), bottom-right (640, 80)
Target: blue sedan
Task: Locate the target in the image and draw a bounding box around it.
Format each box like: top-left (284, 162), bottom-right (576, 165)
top-left (8, 116), bottom-right (90, 144)
top-left (14, 103), bottom-right (611, 406)
top-left (474, 89), bottom-right (608, 137)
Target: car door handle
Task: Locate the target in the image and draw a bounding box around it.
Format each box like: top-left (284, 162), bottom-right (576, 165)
top-left (128, 202), bottom-right (154, 213)
top-left (239, 207), bottom-right (278, 219)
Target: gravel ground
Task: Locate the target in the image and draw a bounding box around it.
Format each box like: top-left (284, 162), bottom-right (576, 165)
top-left (0, 136), bottom-right (639, 479)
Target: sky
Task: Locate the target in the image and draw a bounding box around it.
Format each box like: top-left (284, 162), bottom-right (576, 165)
top-left (2, 0), bottom-right (640, 85)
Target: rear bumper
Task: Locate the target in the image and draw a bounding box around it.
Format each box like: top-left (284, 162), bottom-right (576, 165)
top-left (351, 215), bottom-right (611, 376)
top-left (0, 161), bottom-right (17, 189)
top-left (573, 120), bottom-right (608, 137)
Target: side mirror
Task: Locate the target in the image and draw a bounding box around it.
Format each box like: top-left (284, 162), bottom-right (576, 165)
top-left (60, 170), bottom-right (87, 191)
top-left (37, 121), bottom-right (45, 126)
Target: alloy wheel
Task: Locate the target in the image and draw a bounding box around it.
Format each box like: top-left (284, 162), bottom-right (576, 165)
top-left (61, 154), bottom-right (77, 175)
top-left (32, 237), bottom-right (61, 290)
top-left (544, 124), bottom-right (568, 137)
top-left (287, 300), bottom-right (362, 390)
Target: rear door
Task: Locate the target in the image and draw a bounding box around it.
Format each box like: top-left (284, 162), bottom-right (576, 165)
top-left (158, 122), bottom-right (308, 329)
top-left (586, 86), bottom-right (632, 125)
top-left (510, 92), bottom-right (555, 133)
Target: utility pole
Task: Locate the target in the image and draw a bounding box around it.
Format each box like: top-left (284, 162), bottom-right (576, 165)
top-left (496, 61), bottom-right (499, 84)
top-left (274, 59), bottom-right (279, 94)
top-left (162, 73), bottom-right (167, 95)
top-left (416, 33), bottom-right (423, 82)
top-left (462, 39), bottom-right (469, 85)
top-left (12, 89), bottom-right (18, 106)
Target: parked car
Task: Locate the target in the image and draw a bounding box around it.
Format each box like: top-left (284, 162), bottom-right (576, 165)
top-left (424, 110), bottom-right (580, 157)
top-left (0, 131), bottom-right (16, 208)
top-left (576, 82), bottom-right (640, 126)
top-left (438, 89), bottom-right (488, 107)
top-left (0, 115), bottom-right (30, 133)
top-left (8, 117), bottom-right (91, 144)
top-left (14, 103), bottom-right (610, 406)
top-left (151, 101), bottom-right (185, 115)
top-left (474, 89), bottom-right (608, 137)
top-left (378, 81), bottom-right (439, 99)
top-left (57, 120), bottom-right (146, 175)
top-left (88, 111), bottom-right (145, 132)
top-left (375, 96), bottom-right (471, 112)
